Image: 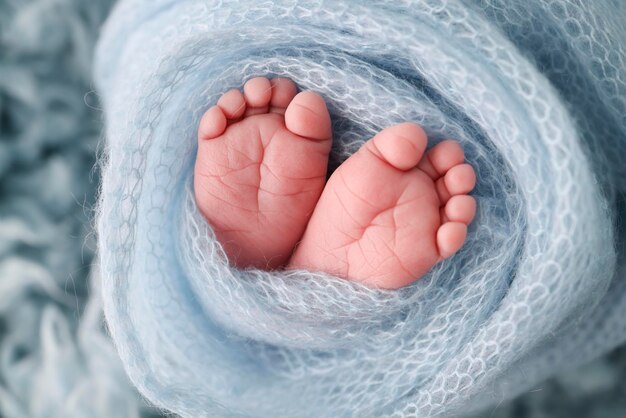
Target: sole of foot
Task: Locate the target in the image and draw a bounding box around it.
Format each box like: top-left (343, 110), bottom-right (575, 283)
top-left (288, 123), bottom-right (476, 289)
top-left (194, 77), bottom-right (333, 269)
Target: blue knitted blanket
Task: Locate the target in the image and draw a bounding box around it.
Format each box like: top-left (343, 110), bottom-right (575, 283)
top-left (95, 1), bottom-right (626, 417)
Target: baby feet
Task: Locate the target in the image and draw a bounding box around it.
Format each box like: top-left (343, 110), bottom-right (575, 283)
top-left (194, 77), bottom-right (332, 269)
top-left (288, 124), bottom-right (476, 288)
top-left (195, 77), bottom-right (476, 288)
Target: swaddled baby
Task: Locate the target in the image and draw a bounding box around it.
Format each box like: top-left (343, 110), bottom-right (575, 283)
top-left (195, 77), bottom-right (476, 288)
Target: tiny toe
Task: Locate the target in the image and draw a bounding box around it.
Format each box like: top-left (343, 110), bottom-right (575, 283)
top-left (368, 122), bottom-right (427, 170)
top-left (198, 106), bottom-right (227, 140)
top-left (243, 77), bottom-right (272, 115)
top-left (217, 89), bottom-right (246, 119)
top-left (284, 91), bottom-right (332, 141)
top-left (444, 195), bottom-right (476, 224)
top-left (419, 140), bottom-right (465, 180)
top-left (444, 163), bottom-right (476, 196)
top-left (270, 78), bottom-right (298, 114)
top-left (437, 222), bottom-right (467, 259)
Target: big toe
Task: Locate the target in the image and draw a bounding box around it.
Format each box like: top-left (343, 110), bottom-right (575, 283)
top-left (285, 91), bottom-right (332, 141)
top-left (367, 123), bottom-right (428, 171)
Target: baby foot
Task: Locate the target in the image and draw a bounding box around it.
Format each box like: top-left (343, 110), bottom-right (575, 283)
top-left (288, 123), bottom-right (476, 289)
top-left (194, 77), bottom-right (332, 269)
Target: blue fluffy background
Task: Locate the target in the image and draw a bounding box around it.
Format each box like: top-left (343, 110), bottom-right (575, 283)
top-left (0, 0), bottom-right (625, 416)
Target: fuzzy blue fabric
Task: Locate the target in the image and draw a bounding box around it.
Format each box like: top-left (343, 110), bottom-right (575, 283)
top-left (0, 0), bottom-right (157, 416)
top-left (95, 1), bottom-right (626, 417)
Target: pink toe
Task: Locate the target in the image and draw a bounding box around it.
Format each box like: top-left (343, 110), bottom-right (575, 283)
top-left (370, 123), bottom-right (428, 170)
top-left (243, 77), bottom-right (272, 108)
top-left (217, 89), bottom-right (246, 119)
top-left (444, 163), bottom-right (476, 195)
top-left (284, 91), bottom-right (332, 141)
top-left (270, 78), bottom-right (298, 112)
top-left (437, 222), bottom-right (467, 259)
top-left (444, 195), bottom-right (476, 224)
top-left (198, 106), bottom-right (227, 140)
top-left (427, 140), bottom-right (465, 175)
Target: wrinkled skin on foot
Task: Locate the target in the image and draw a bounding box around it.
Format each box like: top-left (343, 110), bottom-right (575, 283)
top-left (195, 77), bottom-right (476, 288)
top-left (288, 123), bottom-right (476, 289)
top-left (194, 77), bottom-right (332, 269)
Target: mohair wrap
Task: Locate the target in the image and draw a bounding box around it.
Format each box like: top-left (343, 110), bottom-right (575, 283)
top-left (95, 1), bottom-right (626, 416)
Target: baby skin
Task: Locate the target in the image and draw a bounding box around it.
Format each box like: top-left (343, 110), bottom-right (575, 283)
top-left (194, 77), bottom-right (476, 289)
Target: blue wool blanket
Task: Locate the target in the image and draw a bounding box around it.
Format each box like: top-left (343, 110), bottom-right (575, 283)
top-left (95, 1), bottom-right (626, 417)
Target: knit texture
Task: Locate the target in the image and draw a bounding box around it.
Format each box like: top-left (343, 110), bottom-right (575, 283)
top-left (95, 1), bottom-right (626, 417)
top-left (0, 0), bottom-right (158, 416)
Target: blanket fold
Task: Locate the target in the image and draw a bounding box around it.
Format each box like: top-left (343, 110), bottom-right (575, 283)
top-left (95, 1), bottom-right (626, 416)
